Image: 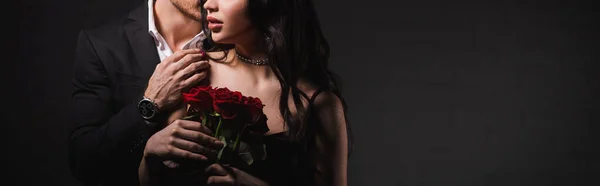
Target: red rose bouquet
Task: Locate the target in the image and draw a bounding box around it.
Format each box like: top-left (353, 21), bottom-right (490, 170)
top-left (181, 85), bottom-right (269, 166)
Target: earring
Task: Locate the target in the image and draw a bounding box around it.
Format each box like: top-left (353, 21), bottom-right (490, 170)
top-left (263, 33), bottom-right (272, 43)
top-left (263, 33), bottom-right (272, 49)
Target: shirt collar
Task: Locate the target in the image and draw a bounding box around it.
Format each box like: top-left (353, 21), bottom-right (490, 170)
top-left (183, 32), bottom-right (207, 49)
top-left (148, 0), bottom-right (160, 46)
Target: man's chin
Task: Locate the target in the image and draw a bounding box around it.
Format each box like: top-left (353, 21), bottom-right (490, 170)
top-left (181, 10), bottom-right (202, 22)
top-left (190, 14), bottom-right (202, 22)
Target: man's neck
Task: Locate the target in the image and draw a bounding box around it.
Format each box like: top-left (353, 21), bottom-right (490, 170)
top-left (153, 0), bottom-right (202, 51)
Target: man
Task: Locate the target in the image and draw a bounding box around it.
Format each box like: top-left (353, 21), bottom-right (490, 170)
top-left (69, 0), bottom-right (221, 185)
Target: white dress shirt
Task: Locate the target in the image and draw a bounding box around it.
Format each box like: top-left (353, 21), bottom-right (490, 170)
top-left (148, 0), bottom-right (206, 61)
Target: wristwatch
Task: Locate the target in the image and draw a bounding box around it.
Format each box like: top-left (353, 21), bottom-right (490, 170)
top-left (138, 97), bottom-right (165, 130)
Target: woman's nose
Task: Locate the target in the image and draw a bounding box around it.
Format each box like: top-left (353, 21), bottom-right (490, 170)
top-left (203, 0), bottom-right (217, 12)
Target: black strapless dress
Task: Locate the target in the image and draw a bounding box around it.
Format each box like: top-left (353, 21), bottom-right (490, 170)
top-left (244, 132), bottom-right (312, 186)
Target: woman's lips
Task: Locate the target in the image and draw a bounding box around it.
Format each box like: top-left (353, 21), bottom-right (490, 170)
top-left (207, 16), bottom-right (223, 30)
top-left (208, 22), bottom-right (222, 30)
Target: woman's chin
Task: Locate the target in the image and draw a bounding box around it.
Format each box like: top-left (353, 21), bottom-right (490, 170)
top-left (210, 33), bottom-right (236, 45)
top-left (210, 33), bottom-right (225, 42)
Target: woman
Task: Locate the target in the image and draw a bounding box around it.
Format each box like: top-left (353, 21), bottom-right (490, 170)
top-left (140, 0), bottom-right (353, 185)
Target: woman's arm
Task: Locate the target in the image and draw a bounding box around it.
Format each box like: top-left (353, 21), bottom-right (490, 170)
top-left (312, 91), bottom-right (350, 186)
top-left (138, 155), bottom-right (154, 186)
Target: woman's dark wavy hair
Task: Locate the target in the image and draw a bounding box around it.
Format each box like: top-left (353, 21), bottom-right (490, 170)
top-left (200, 0), bottom-right (353, 157)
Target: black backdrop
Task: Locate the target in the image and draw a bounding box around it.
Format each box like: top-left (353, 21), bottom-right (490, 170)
top-left (12, 0), bottom-right (599, 185)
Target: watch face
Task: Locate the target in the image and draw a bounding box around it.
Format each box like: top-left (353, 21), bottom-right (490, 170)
top-left (139, 99), bottom-right (155, 119)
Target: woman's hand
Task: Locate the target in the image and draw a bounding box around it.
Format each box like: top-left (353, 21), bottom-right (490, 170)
top-left (204, 164), bottom-right (269, 186)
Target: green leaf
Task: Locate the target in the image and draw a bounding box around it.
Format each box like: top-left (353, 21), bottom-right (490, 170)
top-left (217, 135), bottom-right (227, 160)
top-left (232, 124), bottom-right (247, 152)
top-left (237, 141), bottom-right (260, 165)
top-left (249, 143), bottom-right (267, 162)
top-left (260, 144), bottom-right (267, 160)
top-left (238, 152), bottom-right (254, 165)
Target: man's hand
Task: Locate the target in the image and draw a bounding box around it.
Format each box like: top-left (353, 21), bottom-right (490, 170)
top-left (143, 119), bottom-right (224, 162)
top-left (144, 48), bottom-right (210, 112)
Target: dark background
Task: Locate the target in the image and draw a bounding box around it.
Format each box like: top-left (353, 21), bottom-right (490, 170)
top-left (12, 0), bottom-right (599, 185)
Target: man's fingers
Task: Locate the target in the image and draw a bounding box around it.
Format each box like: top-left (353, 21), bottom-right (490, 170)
top-left (205, 165), bottom-right (237, 185)
top-left (169, 137), bottom-right (215, 157)
top-left (171, 120), bottom-right (224, 149)
top-left (181, 72), bottom-right (208, 89)
top-left (164, 53), bottom-right (204, 74)
top-left (171, 128), bottom-right (222, 150)
top-left (177, 61), bottom-right (209, 79)
top-left (173, 119), bottom-right (214, 135)
top-left (206, 175), bottom-right (234, 185)
top-left (177, 53), bottom-right (204, 70)
top-left (205, 164), bottom-right (229, 176)
top-left (165, 145), bottom-right (207, 161)
top-left (164, 48), bottom-right (202, 64)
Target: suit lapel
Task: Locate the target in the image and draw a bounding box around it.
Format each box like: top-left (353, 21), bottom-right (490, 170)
top-left (124, 0), bottom-right (161, 79)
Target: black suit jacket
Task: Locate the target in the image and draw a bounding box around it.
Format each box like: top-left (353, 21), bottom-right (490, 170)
top-left (68, 1), bottom-right (162, 185)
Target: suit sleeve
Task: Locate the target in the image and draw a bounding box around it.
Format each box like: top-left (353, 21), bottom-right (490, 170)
top-left (68, 30), bottom-right (151, 185)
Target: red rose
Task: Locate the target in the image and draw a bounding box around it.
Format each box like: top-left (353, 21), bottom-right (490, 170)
top-left (213, 87), bottom-right (244, 119)
top-left (247, 113), bottom-right (269, 134)
top-left (243, 96), bottom-right (264, 123)
top-left (183, 86), bottom-right (214, 112)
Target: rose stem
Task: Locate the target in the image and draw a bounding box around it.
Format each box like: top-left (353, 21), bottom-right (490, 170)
top-left (213, 116), bottom-right (224, 162)
top-left (214, 116), bottom-right (223, 139)
top-left (232, 124), bottom-right (248, 152)
top-left (201, 112), bottom-right (207, 127)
